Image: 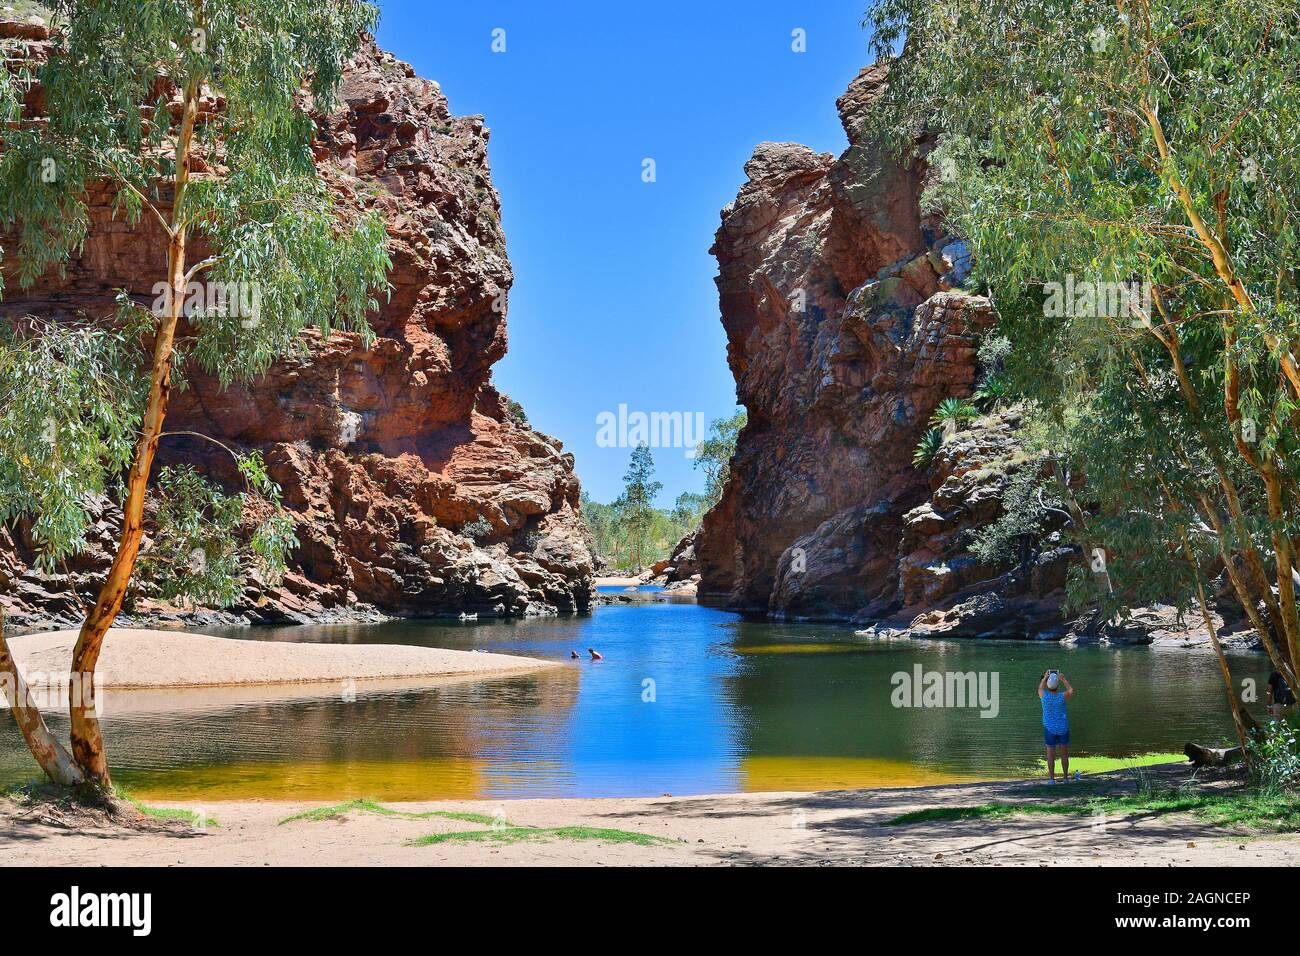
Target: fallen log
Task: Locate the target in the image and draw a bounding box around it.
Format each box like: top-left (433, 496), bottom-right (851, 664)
top-left (1184, 742), bottom-right (1243, 766)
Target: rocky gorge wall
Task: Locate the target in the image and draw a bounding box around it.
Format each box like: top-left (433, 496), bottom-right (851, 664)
top-left (0, 19), bottom-right (594, 627)
top-left (690, 64), bottom-right (1261, 651)
top-left (691, 65), bottom-right (1067, 636)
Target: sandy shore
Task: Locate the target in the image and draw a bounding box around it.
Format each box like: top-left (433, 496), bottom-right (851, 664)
top-left (593, 576), bottom-right (645, 587)
top-left (7, 628), bottom-right (560, 692)
top-left (4, 764), bottom-right (1297, 866)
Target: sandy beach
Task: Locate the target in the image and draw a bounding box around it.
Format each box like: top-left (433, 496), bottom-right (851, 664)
top-left (5, 628), bottom-right (560, 694)
top-left (4, 764), bottom-right (1297, 867)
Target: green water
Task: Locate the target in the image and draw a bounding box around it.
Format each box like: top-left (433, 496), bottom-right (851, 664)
top-left (0, 597), bottom-right (1252, 799)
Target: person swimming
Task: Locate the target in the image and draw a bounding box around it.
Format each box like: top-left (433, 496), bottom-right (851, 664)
top-left (570, 650), bottom-right (580, 659)
top-left (588, 647), bottom-right (604, 661)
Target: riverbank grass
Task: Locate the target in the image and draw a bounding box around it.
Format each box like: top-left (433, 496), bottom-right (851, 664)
top-left (275, 797), bottom-right (674, 846)
top-left (886, 787), bottom-right (1300, 832)
top-left (407, 825), bottom-right (678, 847)
top-left (112, 788), bottom-right (220, 828)
top-left (277, 798), bottom-right (497, 826)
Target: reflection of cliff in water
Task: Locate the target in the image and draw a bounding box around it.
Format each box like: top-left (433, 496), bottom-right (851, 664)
top-left (0, 607), bottom-right (1251, 801)
top-left (0, 669), bottom-right (580, 801)
top-left (722, 630), bottom-right (1239, 787)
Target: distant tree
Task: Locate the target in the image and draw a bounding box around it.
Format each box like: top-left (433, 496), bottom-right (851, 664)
top-left (671, 491), bottom-right (710, 528)
top-left (0, 0), bottom-right (388, 788)
top-left (616, 443), bottom-right (662, 569)
top-left (693, 408), bottom-right (745, 506)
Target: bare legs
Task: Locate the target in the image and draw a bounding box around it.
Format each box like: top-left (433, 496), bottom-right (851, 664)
top-left (1045, 743), bottom-right (1071, 781)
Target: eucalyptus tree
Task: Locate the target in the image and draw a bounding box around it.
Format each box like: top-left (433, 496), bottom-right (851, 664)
top-left (617, 444), bottom-right (663, 570)
top-left (0, 0), bottom-right (389, 788)
top-left (862, 0), bottom-right (1299, 748)
top-left (693, 409), bottom-right (746, 506)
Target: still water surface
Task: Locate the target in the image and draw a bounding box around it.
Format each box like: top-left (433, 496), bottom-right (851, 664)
top-left (0, 591), bottom-right (1250, 799)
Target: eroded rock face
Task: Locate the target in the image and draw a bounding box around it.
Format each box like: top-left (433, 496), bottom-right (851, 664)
top-left (696, 65), bottom-right (1028, 623)
top-left (887, 410), bottom-right (1074, 638)
top-left (694, 64), bottom-right (1254, 647)
top-left (0, 24), bottom-right (593, 625)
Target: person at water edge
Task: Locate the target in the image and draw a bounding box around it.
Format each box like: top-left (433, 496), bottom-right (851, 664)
top-left (588, 647), bottom-right (604, 661)
top-left (1038, 669), bottom-right (1074, 783)
top-left (1267, 670), bottom-right (1295, 719)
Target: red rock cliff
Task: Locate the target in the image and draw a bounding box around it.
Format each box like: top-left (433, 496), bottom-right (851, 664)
top-left (0, 21), bottom-right (593, 625)
top-left (696, 65), bottom-right (1001, 621)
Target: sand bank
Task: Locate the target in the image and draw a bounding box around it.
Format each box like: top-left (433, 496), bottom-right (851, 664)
top-left (7, 628), bottom-right (560, 691)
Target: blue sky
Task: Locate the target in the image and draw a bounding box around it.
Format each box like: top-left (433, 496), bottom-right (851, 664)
top-left (375, 0), bottom-right (875, 504)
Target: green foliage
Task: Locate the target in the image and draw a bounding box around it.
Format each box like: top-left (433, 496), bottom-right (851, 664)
top-left (670, 491), bottom-right (710, 528)
top-left (976, 333), bottom-right (1012, 371)
top-left (1249, 717), bottom-right (1300, 792)
top-left (460, 516), bottom-right (492, 542)
top-left (407, 825), bottom-right (676, 848)
top-left (0, 319), bottom-right (145, 568)
top-left (887, 762), bottom-right (1300, 832)
top-left (582, 411), bottom-right (744, 570)
top-left (886, 790), bottom-right (1300, 831)
top-left (969, 464), bottom-right (1059, 566)
top-left (114, 788), bottom-right (220, 828)
top-left (928, 397), bottom-right (978, 429)
top-left (863, 0), bottom-right (1300, 641)
top-left (278, 798), bottom-right (499, 827)
top-left (503, 396), bottom-right (529, 427)
top-left (972, 376), bottom-right (1012, 410)
top-left (614, 444), bottom-right (662, 569)
top-left (136, 457), bottom-right (294, 607)
top-left (692, 408), bottom-right (746, 506)
top-left (582, 491), bottom-right (699, 571)
top-left (912, 427), bottom-right (945, 467)
top-left (0, 0), bottom-right (389, 355)
top-left (0, 0), bottom-right (388, 605)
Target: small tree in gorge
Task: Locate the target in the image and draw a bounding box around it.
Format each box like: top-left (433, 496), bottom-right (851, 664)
top-left (615, 443), bottom-right (662, 570)
top-left (0, 0), bottom-right (389, 789)
top-left (693, 408), bottom-right (745, 507)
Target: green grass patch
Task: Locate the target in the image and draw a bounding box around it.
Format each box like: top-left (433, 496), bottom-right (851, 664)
top-left (116, 789), bottom-right (219, 828)
top-left (885, 804), bottom-right (1026, 825)
top-left (406, 825), bottom-right (677, 848)
top-left (886, 789), bottom-right (1300, 832)
top-left (278, 799), bottom-right (676, 848)
top-left (887, 801), bottom-right (1084, 826)
top-left (277, 798), bottom-right (499, 827)
top-left (1033, 752), bottom-right (1186, 774)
